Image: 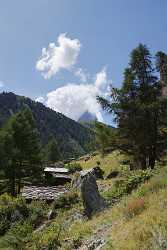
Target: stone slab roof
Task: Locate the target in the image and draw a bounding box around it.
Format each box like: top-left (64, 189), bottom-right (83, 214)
top-left (21, 185), bottom-right (67, 200)
top-left (44, 167), bottom-right (69, 173)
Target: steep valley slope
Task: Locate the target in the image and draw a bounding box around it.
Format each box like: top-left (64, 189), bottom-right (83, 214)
top-left (0, 92), bottom-right (94, 158)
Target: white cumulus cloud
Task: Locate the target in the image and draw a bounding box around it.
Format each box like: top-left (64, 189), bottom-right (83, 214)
top-left (45, 68), bottom-right (111, 122)
top-left (36, 33), bottom-right (81, 79)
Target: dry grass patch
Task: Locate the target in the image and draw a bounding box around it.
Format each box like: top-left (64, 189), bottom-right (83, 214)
top-left (104, 167), bottom-right (167, 250)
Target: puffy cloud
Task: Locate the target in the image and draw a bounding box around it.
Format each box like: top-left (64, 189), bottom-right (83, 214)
top-left (45, 68), bottom-right (111, 122)
top-left (35, 96), bottom-right (45, 103)
top-left (36, 33), bottom-right (81, 79)
top-left (0, 81), bottom-right (4, 88)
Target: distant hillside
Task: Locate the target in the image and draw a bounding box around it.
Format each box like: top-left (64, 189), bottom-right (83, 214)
top-left (80, 119), bottom-right (115, 131)
top-left (0, 92), bottom-right (94, 158)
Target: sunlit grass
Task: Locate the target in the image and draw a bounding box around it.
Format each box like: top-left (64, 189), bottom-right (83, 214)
top-left (104, 166), bottom-right (167, 250)
top-left (2, 152), bottom-right (167, 250)
top-left (74, 151), bottom-right (124, 176)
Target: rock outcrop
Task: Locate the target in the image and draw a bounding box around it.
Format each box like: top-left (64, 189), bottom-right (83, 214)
top-left (81, 171), bottom-right (105, 218)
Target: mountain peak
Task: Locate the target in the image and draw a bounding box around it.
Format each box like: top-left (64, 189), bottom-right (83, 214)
top-left (78, 111), bottom-right (97, 122)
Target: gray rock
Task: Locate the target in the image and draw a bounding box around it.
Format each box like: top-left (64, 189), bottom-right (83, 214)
top-left (87, 239), bottom-right (105, 250)
top-left (47, 209), bottom-right (56, 220)
top-left (81, 173), bottom-right (105, 218)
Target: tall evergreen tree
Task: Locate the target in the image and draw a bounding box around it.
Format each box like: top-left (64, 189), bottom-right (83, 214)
top-left (0, 107), bottom-right (42, 195)
top-left (98, 44), bottom-right (167, 169)
top-left (95, 122), bottom-right (117, 156)
top-left (45, 137), bottom-right (61, 163)
top-left (0, 130), bottom-right (16, 195)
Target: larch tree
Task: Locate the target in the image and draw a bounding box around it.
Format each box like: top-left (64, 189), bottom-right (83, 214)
top-left (45, 137), bottom-right (61, 163)
top-left (98, 44), bottom-right (167, 169)
top-left (0, 107), bottom-right (42, 195)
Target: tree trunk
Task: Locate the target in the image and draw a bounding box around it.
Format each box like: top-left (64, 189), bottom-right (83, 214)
top-left (10, 169), bottom-right (16, 196)
top-left (17, 161), bottom-right (22, 194)
top-left (17, 177), bottom-right (21, 194)
top-left (141, 156), bottom-right (147, 170)
top-left (149, 147), bottom-right (156, 169)
top-left (149, 157), bottom-right (155, 169)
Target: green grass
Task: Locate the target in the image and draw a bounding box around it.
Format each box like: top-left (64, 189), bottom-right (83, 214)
top-left (1, 151), bottom-right (167, 250)
top-left (103, 166), bottom-right (167, 250)
top-left (74, 151), bottom-right (125, 176)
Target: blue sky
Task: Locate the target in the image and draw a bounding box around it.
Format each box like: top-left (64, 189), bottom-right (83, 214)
top-left (0, 0), bottom-right (167, 123)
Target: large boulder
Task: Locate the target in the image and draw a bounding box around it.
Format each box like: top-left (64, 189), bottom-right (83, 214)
top-left (81, 171), bottom-right (105, 218)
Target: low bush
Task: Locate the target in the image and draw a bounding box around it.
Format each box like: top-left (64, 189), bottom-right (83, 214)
top-left (66, 163), bottom-right (82, 174)
top-left (123, 197), bottom-right (146, 219)
top-left (30, 222), bottom-right (61, 250)
top-left (0, 221), bottom-right (33, 250)
top-left (137, 170), bottom-right (167, 197)
top-left (0, 193), bottom-right (29, 235)
top-left (103, 169), bottom-right (152, 202)
top-left (53, 191), bottom-right (79, 210)
top-left (0, 193), bottom-right (49, 247)
top-left (28, 200), bottom-right (48, 228)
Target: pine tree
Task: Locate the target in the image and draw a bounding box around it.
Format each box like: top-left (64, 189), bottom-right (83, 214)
top-left (95, 122), bottom-right (117, 156)
top-left (0, 107), bottom-right (42, 195)
top-left (0, 130), bottom-right (16, 195)
top-left (12, 107), bottom-right (42, 193)
top-left (45, 137), bottom-right (61, 163)
top-left (98, 44), bottom-right (167, 169)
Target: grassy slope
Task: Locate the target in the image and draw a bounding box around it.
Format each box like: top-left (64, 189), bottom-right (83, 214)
top-left (74, 151), bottom-right (125, 177)
top-left (59, 163), bottom-right (167, 250)
top-left (1, 152), bottom-right (167, 250)
top-left (57, 154), bottom-right (167, 249)
top-left (29, 153), bottom-right (167, 249)
top-left (104, 167), bottom-right (167, 250)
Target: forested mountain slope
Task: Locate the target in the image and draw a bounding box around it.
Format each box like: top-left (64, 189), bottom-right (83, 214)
top-left (0, 92), bottom-right (94, 158)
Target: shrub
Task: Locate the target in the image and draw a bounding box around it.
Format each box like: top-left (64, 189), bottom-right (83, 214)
top-left (96, 161), bottom-right (101, 166)
top-left (123, 197), bottom-right (146, 219)
top-left (137, 171), bottom-right (167, 197)
top-left (28, 200), bottom-right (48, 228)
top-left (31, 222), bottom-right (61, 250)
top-left (0, 221), bottom-right (33, 250)
top-left (53, 191), bottom-right (79, 210)
top-left (0, 194), bottom-right (29, 236)
top-left (103, 169), bottom-right (152, 202)
top-left (66, 163), bottom-right (82, 174)
top-left (0, 194), bottom-right (49, 237)
top-left (120, 169), bottom-right (152, 194)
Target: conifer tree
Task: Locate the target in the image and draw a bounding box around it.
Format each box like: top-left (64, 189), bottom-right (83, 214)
top-left (98, 44), bottom-right (167, 169)
top-left (45, 137), bottom-right (61, 163)
top-left (0, 107), bottom-right (42, 195)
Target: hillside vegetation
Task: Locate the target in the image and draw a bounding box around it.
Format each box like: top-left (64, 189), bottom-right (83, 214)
top-left (1, 151), bottom-right (167, 250)
top-left (1, 44), bottom-right (167, 250)
top-left (0, 92), bottom-right (94, 158)
top-left (74, 150), bottom-right (124, 176)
